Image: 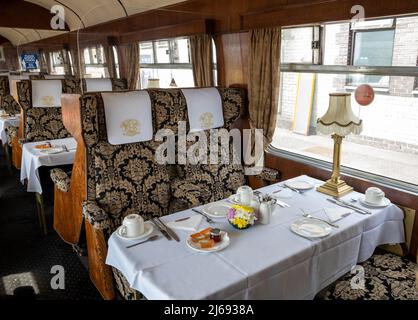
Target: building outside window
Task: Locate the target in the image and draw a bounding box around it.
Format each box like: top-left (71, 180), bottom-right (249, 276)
top-left (83, 45), bottom-right (108, 78)
top-left (273, 16), bottom-right (418, 189)
top-left (139, 37), bottom-right (217, 89)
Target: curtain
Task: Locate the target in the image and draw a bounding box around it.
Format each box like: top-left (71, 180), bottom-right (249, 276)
top-left (104, 45), bottom-right (117, 79)
top-left (44, 51), bottom-right (52, 74)
top-left (190, 34), bottom-right (214, 87)
top-left (70, 49), bottom-right (83, 79)
top-left (62, 49), bottom-right (71, 75)
top-left (248, 27), bottom-right (281, 149)
top-left (123, 43), bottom-right (139, 89)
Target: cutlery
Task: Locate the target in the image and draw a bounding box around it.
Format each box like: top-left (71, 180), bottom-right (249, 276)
top-left (62, 145), bottom-right (69, 152)
top-left (155, 217), bottom-right (180, 242)
top-left (283, 184), bottom-right (302, 194)
top-left (302, 212), bottom-right (339, 229)
top-left (327, 199), bottom-right (368, 215)
top-left (254, 191), bottom-right (290, 208)
top-left (192, 209), bottom-right (214, 223)
top-left (174, 217), bottom-right (190, 222)
top-left (152, 218), bottom-right (172, 240)
top-left (334, 198), bottom-right (372, 214)
top-left (126, 235), bottom-right (160, 249)
top-left (272, 189), bottom-right (283, 194)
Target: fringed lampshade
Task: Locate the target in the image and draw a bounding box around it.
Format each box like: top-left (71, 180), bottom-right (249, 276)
top-left (316, 93), bottom-right (363, 197)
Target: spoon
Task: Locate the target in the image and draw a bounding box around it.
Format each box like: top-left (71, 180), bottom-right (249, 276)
top-left (126, 235), bottom-right (160, 249)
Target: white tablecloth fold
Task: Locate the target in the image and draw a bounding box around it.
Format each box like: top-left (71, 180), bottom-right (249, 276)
top-left (106, 175), bottom-right (404, 300)
top-left (20, 137), bottom-right (77, 193)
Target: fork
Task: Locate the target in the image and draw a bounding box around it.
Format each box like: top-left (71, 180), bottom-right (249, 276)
top-left (301, 209), bottom-right (339, 228)
top-left (192, 209), bottom-right (214, 223)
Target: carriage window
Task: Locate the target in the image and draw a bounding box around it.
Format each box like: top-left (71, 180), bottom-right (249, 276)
top-left (139, 38), bottom-right (194, 88)
top-left (83, 45), bottom-right (109, 78)
top-left (50, 51), bottom-right (65, 75)
top-left (273, 16), bottom-right (418, 188)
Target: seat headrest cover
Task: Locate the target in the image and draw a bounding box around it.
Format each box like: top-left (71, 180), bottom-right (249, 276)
top-left (181, 88), bottom-right (224, 132)
top-left (101, 91), bottom-right (153, 145)
top-left (31, 80), bottom-right (62, 108)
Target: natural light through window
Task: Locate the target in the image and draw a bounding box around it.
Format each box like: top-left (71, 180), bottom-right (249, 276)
top-left (273, 16), bottom-right (418, 187)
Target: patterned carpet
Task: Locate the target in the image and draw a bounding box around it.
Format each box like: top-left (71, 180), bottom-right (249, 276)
top-left (0, 147), bottom-right (101, 300)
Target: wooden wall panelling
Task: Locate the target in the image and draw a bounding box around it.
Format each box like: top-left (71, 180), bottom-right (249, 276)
top-left (11, 108), bottom-right (24, 169)
top-left (243, 0), bottom-right (418, 29)
top-left (53, 94), bottom-right (86, 245)
top-left (263, 152), bottom-right (418, 260)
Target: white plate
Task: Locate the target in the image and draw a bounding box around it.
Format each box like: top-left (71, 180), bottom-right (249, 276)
top-left (186, 231), bottom-right (230, 253)
top-left (40, 147), bottom-right (65, 154)
top-left (285, 180), bottom-right (314, 190)
top-left (202, 203), bottom-right (233, 218)
top-left (290, 218), bottom-right (332, 238)
top-left (359, 196), bottom-right (391, 208)
top-left (115, 221), bottom-right (154, 241)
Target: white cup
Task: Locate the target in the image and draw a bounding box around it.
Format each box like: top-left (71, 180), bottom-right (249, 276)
top-left (365, 187), bottom-right (385, 205)
top-left (0, 109), bottom-right (6, 116)
top-left (120, 214), bottom-right (144, 237)
top-left (235, 186), bottom-right (253, 206)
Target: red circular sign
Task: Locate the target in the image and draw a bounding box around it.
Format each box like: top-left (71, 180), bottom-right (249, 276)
top-left (355, 84), bottom-right (375, 106)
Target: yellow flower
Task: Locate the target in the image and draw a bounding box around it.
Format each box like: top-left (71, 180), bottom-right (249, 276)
top-left (232, 204), bottom-right (254, 214)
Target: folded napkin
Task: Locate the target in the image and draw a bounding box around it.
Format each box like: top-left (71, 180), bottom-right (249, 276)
top-left (324, 207), bottom-right (352, 223)
top-left (166, 215), bottom-right (203, 232)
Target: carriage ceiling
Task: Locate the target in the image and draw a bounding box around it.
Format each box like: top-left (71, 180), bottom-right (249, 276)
top-left (0, 0), bottom-right (187, 45)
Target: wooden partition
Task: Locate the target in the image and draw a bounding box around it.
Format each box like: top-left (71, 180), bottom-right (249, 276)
top-left (11, 108), bottom-right (24, 169)
top-left (54, 94), bottom-right (86, 245)
top-left (59, 94), bottom-right (115, 300)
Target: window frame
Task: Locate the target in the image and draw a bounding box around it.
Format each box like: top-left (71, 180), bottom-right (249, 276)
top-left (274, 16), bottom-right (418, 193)
top-left (83, 45), bottom-right (107, 70)
top-left (140, 37), bottom-right (193, 71)
top-left (50, 50), bottom-right (66, 75)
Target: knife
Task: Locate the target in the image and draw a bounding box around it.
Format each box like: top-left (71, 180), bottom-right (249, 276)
top-left (327, 199), bottom-right (369, 215)
top-left (336, 198), bottom-right (372, 215)
top-left (283, 184), bottom-right (301, 194)
top-left (152, 218), bottom-right (172, 240)
top-left (155, 217), bottom-right (180, 242)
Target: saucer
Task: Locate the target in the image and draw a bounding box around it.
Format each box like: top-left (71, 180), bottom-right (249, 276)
top-left (228, 194), bottom-right (258, 205)
top-left (115, 221), bottom-right (154, 241)
top-left (202, 203), bottom-right (233, 218)
top-left (359, 196), bottom-right (391, 208)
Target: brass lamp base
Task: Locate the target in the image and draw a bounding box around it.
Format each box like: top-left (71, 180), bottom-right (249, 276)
top-left (317, 178), bottom-right (353, 198)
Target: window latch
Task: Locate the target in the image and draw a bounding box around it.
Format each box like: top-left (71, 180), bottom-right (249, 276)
top-left (311, 40), bottom-right (320, 50)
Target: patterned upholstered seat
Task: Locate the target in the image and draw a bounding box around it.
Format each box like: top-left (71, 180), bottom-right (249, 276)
top-left (80, 87), bottom-right (279, 299)
top-left (49, 78), bottom-right (128, 192)
top-left (17, 79), bottom-right (82, 143)
top-left (317, 252), bottom-right (418, 300)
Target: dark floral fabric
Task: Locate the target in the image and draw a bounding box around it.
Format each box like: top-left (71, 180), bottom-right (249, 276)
top-left (112, 267), bottom-right (140, 300)
top-left (255, 167), bottom-right (281, 182)
top-left (50, 168), bottom-right (71, 192)
top-left (25, 107), bottom-right (70, 142)
top-left (112, 79), bottom-right (128, 91)
top-left (5, 126), bottom-right (18, 147)
top-left (0, 76), bottom-right (10, 97)
top-left (16, 79), bottom-right (81, 142)
top-left (318, 253), bottom-right (418, 300)
top-left (1, 95), bottom-right (20, 114)
top-left (82, 200), bottom-right (111, 231)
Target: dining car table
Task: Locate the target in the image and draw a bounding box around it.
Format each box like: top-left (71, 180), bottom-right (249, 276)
top-left (20, 137), bottom-right (77, 193)
top-left (106, 175), bottom-right (405, 300)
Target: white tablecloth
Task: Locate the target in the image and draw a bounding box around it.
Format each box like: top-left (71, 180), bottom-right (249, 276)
top-left (20, 138), bottom-right (77, 193)
top-left (106, 175), bottom-right (405, 300)
top-left (0, 116), bottom-right (20, 144)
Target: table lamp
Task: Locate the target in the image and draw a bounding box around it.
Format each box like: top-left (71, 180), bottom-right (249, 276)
top-left (316, 93), bottom-right (363, 197)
